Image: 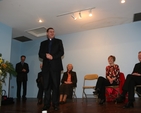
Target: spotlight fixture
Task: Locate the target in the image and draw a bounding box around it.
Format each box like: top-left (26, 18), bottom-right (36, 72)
top-left (79, 12), bottom-right (82, 19)
top-left (121, 0), bottom-right (125, 3)
top-left (89, 9), bottom-right (93, 17)
top-left (71, 14), bottom-right (77, 20)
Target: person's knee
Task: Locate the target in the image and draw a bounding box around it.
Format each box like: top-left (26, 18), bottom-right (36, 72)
top-left (126, 74), bottom-right (133, 79)
top-left (99, 76), bottom-right (104, 79)
top-left (98, 76), bottom-right (105, 81)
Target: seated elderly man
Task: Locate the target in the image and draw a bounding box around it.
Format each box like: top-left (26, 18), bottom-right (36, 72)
top-left (59, 64), bottom-right (77, 104)
top-left (116, 51), bottom-right (141, 108)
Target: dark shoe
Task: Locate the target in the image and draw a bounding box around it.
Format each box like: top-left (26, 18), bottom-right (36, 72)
top-left (54, 106), bottom-right (59, 111)
top-left (22, 97), bottom-right (27, 101)
top-left (115, 95), bottom-right (125, 103)
top-left (59, 101), bottom-right (63, 104)
top-left (16, 97), bottom-right (21, 101)
top-left (42, 105), bottom-right (50, 110)
top-left (123, 102), bottom-right (134, 108)
top-left (99, 99), bottom-right (105, 105)
top-left (62, 101), bottom-right (66, 104)
top-left (37, 99), bottom-right (42, 105)
top-left (93, 89), bottom-right (100, 95)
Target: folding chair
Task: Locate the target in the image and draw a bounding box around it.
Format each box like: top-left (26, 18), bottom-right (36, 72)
top-left (72, 87), bottom-right (77, 99)
top-left (82, 74), bottom-right (98, 101)
top-left (135, 85), bottom-right (141, 97)
top-left (106, 72), bottom-right (125, 102)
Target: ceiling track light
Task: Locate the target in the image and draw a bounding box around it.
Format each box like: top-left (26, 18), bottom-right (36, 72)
top-left (79, 12), bottom-right (82, 19)
top-left (89, 9), bottom-right (93, 17)
top-left (56, 7), bottom-right (95, 18)
top-left (71, 14), bottom-right (77, 20)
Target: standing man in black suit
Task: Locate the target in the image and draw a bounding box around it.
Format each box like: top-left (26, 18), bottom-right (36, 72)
top-left (38, 27), bottom-right (64, 111)
top-left (16, 55), bottom-right (29, 101)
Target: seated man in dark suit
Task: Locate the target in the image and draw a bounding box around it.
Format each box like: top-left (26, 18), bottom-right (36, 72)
top-left (116, 51), bottom-right (141, 108)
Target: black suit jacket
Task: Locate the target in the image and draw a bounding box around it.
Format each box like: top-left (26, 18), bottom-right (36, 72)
top-left (61, 71), bottom-right (77, 87)
top-left (38, 38), bottom-right (64, 71)
top-left (16, 62), bottom-right (29, 81)
top-left (36, 71), bottom-right (43, 87)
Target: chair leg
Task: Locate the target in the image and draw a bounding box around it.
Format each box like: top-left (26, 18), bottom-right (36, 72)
top-left (82, 89), bottom-right (87, 102)
top-left (106, 88), bottom-right (120, 102)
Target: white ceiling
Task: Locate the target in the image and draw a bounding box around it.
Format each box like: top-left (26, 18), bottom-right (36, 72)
top-left (0, 0), bottom-right (141, 40)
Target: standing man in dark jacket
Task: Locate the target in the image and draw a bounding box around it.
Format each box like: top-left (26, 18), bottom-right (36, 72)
top-left (38, 27), bottom-right (64, 111)
top-left (16, 55), bottom-right (29, 101)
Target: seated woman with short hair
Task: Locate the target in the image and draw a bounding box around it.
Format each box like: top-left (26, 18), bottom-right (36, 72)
top-left (93, 55), bottom-right (120, 105)
top-left (59, 64), bottom-right (77, 104)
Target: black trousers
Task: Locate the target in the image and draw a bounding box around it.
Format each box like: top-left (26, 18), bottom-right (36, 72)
top-left (95, 76), bottom-right (118, 100)
top-left (122, 74), bottom-right (141, 102)
top-left (17, 80), bottom-right (27, 98)
top-left (43, 69), bottom-right (61, 107)
top-left (37, 83), bottom-right (44, 99)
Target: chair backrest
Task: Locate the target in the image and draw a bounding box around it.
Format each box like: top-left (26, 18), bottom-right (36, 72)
top-left (119, 72), bottom-right (125, 93)
top-left (84, 74), bottom-right (98, 80)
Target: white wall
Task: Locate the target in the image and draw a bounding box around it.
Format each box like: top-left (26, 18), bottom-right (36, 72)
top-left (9, 39), bottom-right (22, 97)
top-left (10, 21), bottom-right (141, 98)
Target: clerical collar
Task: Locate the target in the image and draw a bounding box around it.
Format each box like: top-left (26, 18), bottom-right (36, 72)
top-left (48, 37), bottom-right (55, 41)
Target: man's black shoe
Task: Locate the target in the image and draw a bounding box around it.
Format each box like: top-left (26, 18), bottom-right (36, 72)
top-left (16, 97), bottom-right (21, 102)
top-left (123, 102), bottom-right (134, 108)
top-left (42, 106), bottom-right (50, 110)
top-left (115, 95), bottom-right (125, 103)
top-left (54, 106), bottom-right (59, 111)
top-left (37, 99), bottom-right (42, 105)
top-left (22, 97), bottom-right (27, 101)
top-left (99, 99), bottom-right (105, 105)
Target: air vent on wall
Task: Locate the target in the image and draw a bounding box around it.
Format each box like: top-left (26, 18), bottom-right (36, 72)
top-left (13, 36), bottom-right (32, 42)
top-left (26, 27), bottom-right (46, 37)
top-left (133, 12), bottom-right (141, 22)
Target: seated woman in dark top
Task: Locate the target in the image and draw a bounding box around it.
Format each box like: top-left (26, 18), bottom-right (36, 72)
top-left (93, 55), bottom-right (120, 105)
top-left (59, 64), bottom-right (77, 104)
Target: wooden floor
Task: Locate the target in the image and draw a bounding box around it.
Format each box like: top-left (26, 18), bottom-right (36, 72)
top-left (0, 98), bottom-right (141, 113)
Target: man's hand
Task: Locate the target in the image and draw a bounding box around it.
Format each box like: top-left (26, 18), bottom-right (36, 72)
top-left (132, 73), bottom-right (141, 76)
top-left (22, 69), bottom-right (26, 72)
top-left (46, 53), bottom-right (53, 60)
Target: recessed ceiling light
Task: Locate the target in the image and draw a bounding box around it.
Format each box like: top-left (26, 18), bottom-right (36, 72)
top-left (39, 19), bottom-right (43, 23)
top-left (121, 0), bottom-right (125, 3)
